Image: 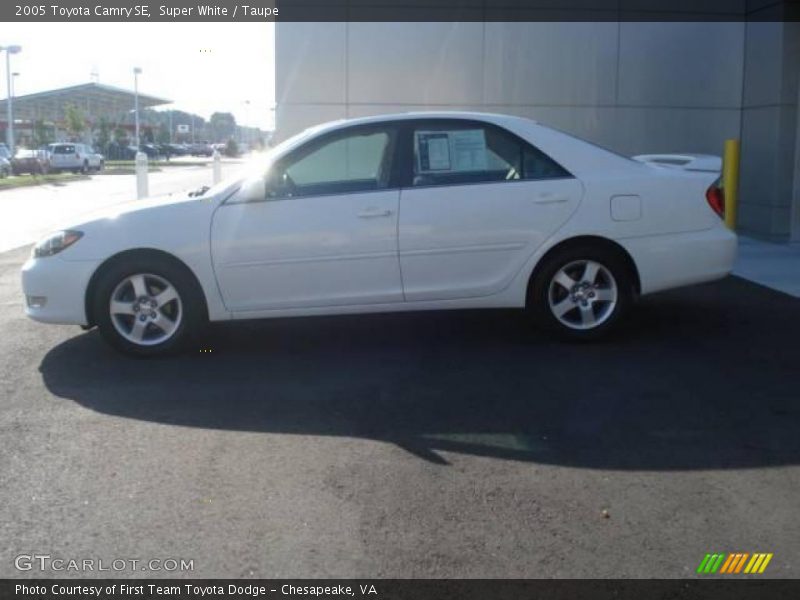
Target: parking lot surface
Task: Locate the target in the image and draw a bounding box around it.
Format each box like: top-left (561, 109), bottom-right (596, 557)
top-left (1, 244), bottom-right (798, 578)
top-left (0, 161), bottom-right (243, 253)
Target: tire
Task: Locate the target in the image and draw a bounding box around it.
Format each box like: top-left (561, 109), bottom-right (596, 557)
top-left (81, 161), bottom-right (89, 174)
top-left (97, 161), bottom-right (104, 172)
top-left (92, 256), bottom-right (204, 357)
top-left (528, 244), bottom-right (635, 341)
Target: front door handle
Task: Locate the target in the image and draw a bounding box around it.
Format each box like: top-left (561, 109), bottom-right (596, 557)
top-left (357, 208), bottom-right (393, 218)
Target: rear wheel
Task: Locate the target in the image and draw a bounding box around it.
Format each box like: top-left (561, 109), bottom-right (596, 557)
top-left (529, 245), bottom-right (634, 340)
top-left (93, 257), bottom-right (204, 357)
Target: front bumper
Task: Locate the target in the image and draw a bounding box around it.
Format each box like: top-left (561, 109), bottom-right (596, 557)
top-left (21, 254), bottom-right (101, 325)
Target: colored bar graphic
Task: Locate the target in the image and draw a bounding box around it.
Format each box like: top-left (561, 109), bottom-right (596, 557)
top-left (699, 552), bottom-right (773, 575)
top-left (720, 554), bottom-right (736, 573)
top-left (711, 554), bottom-right (725, 573)
top-left (697, 554), bottom-right (712, 573)
top-left (734, 553), bottom-right (749, 573)
top-left (759, 554), bottom-right (773, 573)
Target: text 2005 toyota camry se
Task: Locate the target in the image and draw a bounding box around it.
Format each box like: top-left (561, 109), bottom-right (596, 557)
top-left (22, 112), bottom-right (736, 356)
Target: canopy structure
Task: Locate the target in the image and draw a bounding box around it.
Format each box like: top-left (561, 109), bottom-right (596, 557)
top-left (0, 82), bottom-right (171, 127)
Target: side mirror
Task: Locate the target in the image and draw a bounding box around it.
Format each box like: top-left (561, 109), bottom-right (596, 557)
top-left (239, 177), bottom-right (266, 203)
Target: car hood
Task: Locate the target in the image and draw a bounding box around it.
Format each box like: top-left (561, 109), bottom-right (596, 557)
top-left (57, 180), bottom-right (242, 232)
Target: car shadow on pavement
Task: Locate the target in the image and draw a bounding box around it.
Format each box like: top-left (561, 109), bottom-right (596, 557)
top-left (39, 276), bottom-right (800, 469)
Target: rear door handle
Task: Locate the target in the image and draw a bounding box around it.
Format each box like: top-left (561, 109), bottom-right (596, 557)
top-left (358, 208), bottom-right (393, 218)
top-left (533, 193), bottom-right (568, 205)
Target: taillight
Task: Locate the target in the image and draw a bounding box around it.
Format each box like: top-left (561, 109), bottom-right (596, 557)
top-left (706, 184), bottom-right (725, 219)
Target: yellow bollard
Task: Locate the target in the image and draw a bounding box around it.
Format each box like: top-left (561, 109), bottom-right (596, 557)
top-left (722, 139), bottom-right (740, 230)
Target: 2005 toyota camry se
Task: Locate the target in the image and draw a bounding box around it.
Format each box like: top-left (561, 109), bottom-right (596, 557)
top-left (22, 112), bottom-right (736, 356)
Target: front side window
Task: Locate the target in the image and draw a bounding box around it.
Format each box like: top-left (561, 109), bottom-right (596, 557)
top-left (268, 127), bottom-right (397, 198)
top-left (412, 122), bottom-right (570, 187)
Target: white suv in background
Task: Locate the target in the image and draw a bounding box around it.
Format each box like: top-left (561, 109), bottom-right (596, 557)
top-left (47, 143), bottom-right (104, 173)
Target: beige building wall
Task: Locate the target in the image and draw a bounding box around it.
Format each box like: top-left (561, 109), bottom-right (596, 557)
top-left (275, 19), bottom-right (800, 241)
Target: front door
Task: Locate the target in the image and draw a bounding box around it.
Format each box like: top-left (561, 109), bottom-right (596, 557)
top-left (211, 124), bottom-right (403, 312)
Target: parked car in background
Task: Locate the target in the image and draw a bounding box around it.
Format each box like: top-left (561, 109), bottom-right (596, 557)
top-left (167, 143), bottom-right (188, 156)
top-left (47, 143), bottom-right (104, 173)
top-left (188, 142), bottom-right (214, 157)
top-left (21, 112), bottom-right (737, 356)
top-left (103, 142), bottom-right (135, 161)
top-left (11, 148), bottom-right (50, 175)
top-left (0, 144), bottom-right (11, 177)
top-left (138, 144), bottom-right (162, 160)
top-left (157, 143), bottom-right (181, 158)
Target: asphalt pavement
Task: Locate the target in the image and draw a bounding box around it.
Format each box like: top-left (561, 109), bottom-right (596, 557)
top-left (0, 241), bottom-right (798, 578)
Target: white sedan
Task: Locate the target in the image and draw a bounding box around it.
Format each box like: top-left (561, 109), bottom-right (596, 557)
top-left (22, 112), bottom-right (736, 356)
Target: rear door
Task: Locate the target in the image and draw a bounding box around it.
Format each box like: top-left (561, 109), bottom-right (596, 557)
top-left (398, 119), bottom-right (583, 301)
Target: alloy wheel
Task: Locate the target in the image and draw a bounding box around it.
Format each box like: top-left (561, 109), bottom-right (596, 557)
top-left (547, 259), bottom-right (618, 330)
top-left (109, 273), bottom-right (183, 346)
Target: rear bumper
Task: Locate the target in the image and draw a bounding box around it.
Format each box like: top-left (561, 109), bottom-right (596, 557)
top-left (21, 255), bottom-right (100, 325)
top-left (621, 225), bottom-right (737, 295)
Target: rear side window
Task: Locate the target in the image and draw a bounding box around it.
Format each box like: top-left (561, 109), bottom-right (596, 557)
top-left (411, 122), bottom-right (570, 187)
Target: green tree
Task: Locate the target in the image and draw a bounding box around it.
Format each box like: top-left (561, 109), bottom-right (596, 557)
top-left (209, 112), bottom-right (236, 142)
top-left (95, 118), bottom-right (111, 154)
top-left (156, 124), bottom-right (170, 144)
top-left (32, 120), bottom-right (54, 148)
top-left (64, 104), bottom-right (86, 141)
top-left (224, 138), bottom-right (239, 157)
top-left (113, 127), bottom-right (128, 145)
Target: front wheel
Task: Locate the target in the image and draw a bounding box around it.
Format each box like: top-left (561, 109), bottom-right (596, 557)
top-left (528, 245), bottom-right (634, 340)
top-left (93, 258), bottom-right (204, 356)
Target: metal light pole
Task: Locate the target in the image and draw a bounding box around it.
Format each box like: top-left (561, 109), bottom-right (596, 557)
top-left (133, 67), bottom-right (142, 147)
top-left (1, 45), bottom-right (22, 154)
top-left (11, 72), bottom-right (19, 98)
top-left (244, 100), bottom-right (251, 148)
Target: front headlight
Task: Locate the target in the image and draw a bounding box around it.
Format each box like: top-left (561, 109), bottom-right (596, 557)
top-left (33, 230), bottom-right (83, 258)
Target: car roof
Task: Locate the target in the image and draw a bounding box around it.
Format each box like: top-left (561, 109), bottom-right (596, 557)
top-left (307, 111), bottom-right (533, 134)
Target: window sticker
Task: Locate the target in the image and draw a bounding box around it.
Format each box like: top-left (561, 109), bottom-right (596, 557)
top-left (416, 129), bottom-right (488, 174)
top-left (416, 132), bottom-right (451, 171)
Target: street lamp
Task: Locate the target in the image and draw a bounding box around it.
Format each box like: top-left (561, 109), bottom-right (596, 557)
top-left (133, 67), bottom-right (142, 147)
top-left (1, 44), bottom-right (22, 154)
top-left (11, 72), bottom-right (19, 98)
